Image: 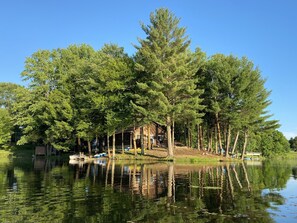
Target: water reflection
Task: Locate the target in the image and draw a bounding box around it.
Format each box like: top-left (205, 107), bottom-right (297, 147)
top-left (0, 158), bottom-right (296, 222)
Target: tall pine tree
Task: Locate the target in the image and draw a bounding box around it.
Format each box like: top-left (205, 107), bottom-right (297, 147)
top-left (133, 8), bottom-right (204, 157)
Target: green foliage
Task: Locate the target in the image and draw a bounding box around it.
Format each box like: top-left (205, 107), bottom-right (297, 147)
top-left (12, 43), bottom-right (133, 152)
top-left (134, 9), bottom-right (204, 121)
top-left (13, 49), bottom-right (75, 150)
top-left (197, 54), bottom-right (279, 155)
top-left (133, 8), bottom-right (204, 156)
top-left (0, 82), bottom-right (25, 110)
top-left (289, 136), bottom-right (297, 151)
top-left (0, 108), bottom-right (12, 147)
top-left (3, 8), bottom-right (283, 157)
top-left (258, 130), bottom-right (290, 157)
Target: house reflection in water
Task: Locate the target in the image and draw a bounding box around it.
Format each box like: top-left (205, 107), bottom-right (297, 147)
top-left (70, 162), bottom-right (173, 199)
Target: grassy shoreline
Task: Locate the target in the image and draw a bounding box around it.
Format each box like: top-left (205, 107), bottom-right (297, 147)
top-left (104, 148), bottom-right (243, 164)
top-left (3, 145), bottom-right (296, 164)
top-left (272, 151), bottom-right (297, 160)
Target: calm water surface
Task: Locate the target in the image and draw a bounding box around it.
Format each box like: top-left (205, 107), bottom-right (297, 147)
top-left (0, 157), bottom-right (297, 222)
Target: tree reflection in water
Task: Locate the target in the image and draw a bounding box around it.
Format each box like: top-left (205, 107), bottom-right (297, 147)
top-left (0, 158), bottom-right (295, 222)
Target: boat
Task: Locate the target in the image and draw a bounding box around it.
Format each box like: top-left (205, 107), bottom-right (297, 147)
top-left (94, 152), bottom-right (107, 158)
top-left (69, 159), bottom-right (88, 165)
top-left (69, 152), bottom-right (87, 160)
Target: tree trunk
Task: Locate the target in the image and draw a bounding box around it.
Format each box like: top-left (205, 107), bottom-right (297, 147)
top-left (86, 163), bottom-right (91, 178)
top-left (139, 164), bottom-right (144, 196)
top-left (167, 116), bottom-right (174, 158)
top-left (199, 125), bottom-right (203, 150)
top-left (78, 137), bottom-right (81, 152)
top-left (224, 124), bottom-right (227, 149)
top-left (121, 129), bottom-right (124, 154)
top-left (112, 132), bottom-right (116, 158)
top-left (111, 160), bottom-right (115, 187)
top-left (231, 131), bottom-right (240, 154)
top-left (226, 164), bottom-right (234, 200)
top-left (225, 125), bottom-right (231, 157)
top-left (232, 166), bottom-right (243, 188)
top-left (172, 120), bottom-right (175, 149)
top-left (242, 162), bottom-right (251, 191)
top-left (241, 131), bottom-right (248, 160)
top-left (147, 168), bottom-right (151, 197)
top-left (132, 164), bottom-right (137, 194)
top-left (155, 123), bottom-right (159, 146)
top-left (167, 163), bottom-right (174, 200)
top-left (98, 136), bottom-right (103, 153)
top-left (133, 126), bottom-right (137, 156)
top-left (188, 125), bottom-right (191, 148)
top-left (87, 140), bottom-right (91, 157)
top-left (215, 113), bottom-right (223, 155)
top-left (207, 128), bottom-right (210, 151)
top-left (215, 127), bottom-right (218, 154)
top-left (105, 160), bottom-right (111, 186)
top-left (197, 124), bottom-right (200, 150)
top-left (107, 133), bottom-right (111, 158)
top-left (130, 132), bottom-right (133, 150)
top-left (140, 126), bottom-right (144, 155)
top-left (120, 164), bottom-right (124, 192)
top-left (147, 125), bottom-right (151, 150)
top-left (208, 128), bottom-right (212, 152)
top-left (185, 124), bottom-right (188, 147)
top-left (95, 135), bottom-right (99, 150)
top-left (189, 126), bottom-right (192, 148)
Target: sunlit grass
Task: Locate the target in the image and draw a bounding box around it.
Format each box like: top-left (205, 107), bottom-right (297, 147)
top-left (267, 151), bottom-right (297, 160)
top-left (110, 150), bottom-right (241, 164)
top-left (175, 156), bottom-right (222, 164)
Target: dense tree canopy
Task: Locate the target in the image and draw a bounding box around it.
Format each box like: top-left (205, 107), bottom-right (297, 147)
top-left (258, 130), bottom-right (290, 157)
top-left (0, 8), bottom-right (288, 157)
top-left (197, 54), bottom-right (280, 157)
top-left (0, 108), bottom-right (12, 147)
top-left (289, 136), bottom-right (297, 151)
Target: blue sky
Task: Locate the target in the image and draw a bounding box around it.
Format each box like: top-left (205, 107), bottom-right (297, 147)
top-left (1, 0), bottom-right (296, 138)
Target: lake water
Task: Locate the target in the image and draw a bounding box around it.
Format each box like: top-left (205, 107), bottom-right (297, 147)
top-left (0, 157), bottom-right (297, 222)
